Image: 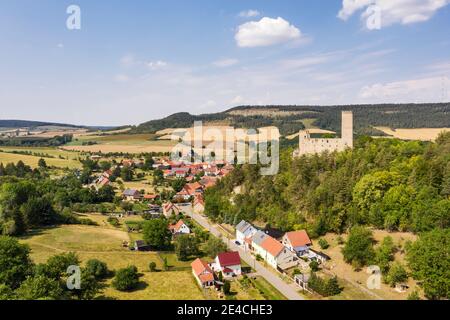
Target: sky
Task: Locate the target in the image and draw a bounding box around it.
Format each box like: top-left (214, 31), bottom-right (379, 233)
top-left (0, 0), bottom-right (449, 126)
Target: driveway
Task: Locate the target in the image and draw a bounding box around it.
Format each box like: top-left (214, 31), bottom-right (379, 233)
top-left (186, 208), bottom-right (305, 300)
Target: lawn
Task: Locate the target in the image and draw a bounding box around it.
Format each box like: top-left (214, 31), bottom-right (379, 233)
top-left (102, 271), bottom-right (204, 300)
top-left (248, 276), bottom-right (287, 300)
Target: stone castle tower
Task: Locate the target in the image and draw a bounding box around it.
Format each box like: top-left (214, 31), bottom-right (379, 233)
top-left (294, 111), bottom-right (353, 156)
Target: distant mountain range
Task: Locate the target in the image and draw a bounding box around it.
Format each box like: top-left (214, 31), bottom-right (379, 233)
top-left (0, 120), bottom-right (114, 131)
top-left (131, 103), bottom-right (450, 136)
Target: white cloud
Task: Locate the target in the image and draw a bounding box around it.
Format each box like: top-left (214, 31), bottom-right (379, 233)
top-left (235, 17), bottom-right (301, 48)
top-left (359, 76), bottom-right (450, 102)
top-left (146, 60), bottom-right (168, 70)
top-left (280, 56), bottom-right (331, 69)
top-left (338, 0), bottom-right (450, 28)
top-left (239, 10), bottom-right (260, 18)
top-left (213, 58), bottom-right (239, 68)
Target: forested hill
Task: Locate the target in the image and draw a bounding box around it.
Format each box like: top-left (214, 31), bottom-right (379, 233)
top-left (0, 120), bottom-right (83, 129)
top-left (132, 103), bottom-right (450, 136)
top-left (204, 132), bottom-right (450, 235)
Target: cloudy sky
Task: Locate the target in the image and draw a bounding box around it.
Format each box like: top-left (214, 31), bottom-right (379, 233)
top-left (0, 0), bottom-right (449, 126)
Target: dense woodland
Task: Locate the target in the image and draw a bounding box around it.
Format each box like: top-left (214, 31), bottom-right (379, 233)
top-left (132, 103), bottom-right (450, 136)
top-left (205, 133), bottom-right (450, 235)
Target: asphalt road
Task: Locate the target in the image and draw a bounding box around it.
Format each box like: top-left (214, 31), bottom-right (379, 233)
top-left (188, 208), bottom-right (305, 300)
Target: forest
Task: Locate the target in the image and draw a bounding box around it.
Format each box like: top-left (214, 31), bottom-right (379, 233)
top-left (132, 103), bottom-right (450, 136)
top-left (204, 133), bottom-right (450, 236)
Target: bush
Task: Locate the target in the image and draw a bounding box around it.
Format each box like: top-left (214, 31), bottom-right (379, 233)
top-left (112, 266), bottom-right (140, 291)
top-left (149, 262), bottom-right (157, 272)
top-left (309, 261), bottom-right (320, 272)
top-left (342, 226), bottom-right (375, 268)
top-left (385, 262), bottom-right (408, 287)
top-left (85, 259), bottom-right (109, 279)
top-left (107, 216), bottom-right (120, 227)
top-left (223, 281), bottom-right (231, 295)
top-left (318, 238), bottom-right (330, 250)
top-left (308, 273), bottom-right (342, 297)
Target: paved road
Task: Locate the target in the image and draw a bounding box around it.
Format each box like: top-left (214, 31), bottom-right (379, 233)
top-left (188, 209), bottom-right (305, 300)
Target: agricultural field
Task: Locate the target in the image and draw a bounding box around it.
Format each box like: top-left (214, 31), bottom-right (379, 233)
top-left (62, 133), bottom-right (177, 154)
top-left (0, 146), bottom-right (82, 168)
top-left (375, 127), bottom-right (450, 141)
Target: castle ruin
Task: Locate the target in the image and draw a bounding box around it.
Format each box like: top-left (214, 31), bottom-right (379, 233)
top-left (293, 111), bottom-right (353, 157)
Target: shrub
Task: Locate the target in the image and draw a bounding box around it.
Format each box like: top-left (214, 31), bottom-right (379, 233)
top-left (112, 266), bottom-right (140, 291)
top-left (149, 262), bottom-right (157, 272)
top-left (309, 260), bottom-right (320, 272)
top-left (318, 238), bottom-right (330, 250)
top-left (85, 259), bottom-right (109, 279)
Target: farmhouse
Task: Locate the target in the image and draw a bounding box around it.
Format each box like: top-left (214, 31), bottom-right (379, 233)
top-left (122, 189), bottom-right (142, 201)
top-left (169, 219), bottom-right (191, 235)
top-left (163, 202), bottom-right (182, 218)
top-left (211, 251), bottom-right (242, 278)
top-left (282, 230), bottom-right (312, 256)
top-left (235, 220), bottom-right (258, 244)
top-left (191, 258), bottom-right (215, 288)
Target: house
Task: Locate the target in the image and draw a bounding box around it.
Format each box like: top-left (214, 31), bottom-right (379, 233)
top-left (163, 202), bottom-right (182, 218)
top-left (282, 230), bottom-right (312, 256)
top-left (169, 220), bottom-right (191, 235)
top-left (143, 194), bottom-right (159, 201)
top-left (122, 189), bottom-right (142, 201)
top-left (212, 251), bottom-right (242, 278)
top-left (193, 195), bottom-right (205, 214)
top-left (191, 258), bottom-right (215, 288)
top-left (134, 240), bottom-right (151, 251)
top-left (251, 231), bottom-right (298, 270)
top-left (235, 220), bottom-right (258, 244)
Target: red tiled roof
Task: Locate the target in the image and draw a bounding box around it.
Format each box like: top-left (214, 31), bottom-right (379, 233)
top-left (261, 236), bottom-right (284, 257)
top-left (217, 251), bottom-right (241, 267)
top-left (169, 220), bottom-right (186, 232)
top-left (191, 258), bottom-right (214, 283)
top-left (285, 230), bottom-right (312, 248)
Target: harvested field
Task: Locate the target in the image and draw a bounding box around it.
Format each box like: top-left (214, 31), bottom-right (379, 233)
top-left (375, 127), bottom-right (450, 141)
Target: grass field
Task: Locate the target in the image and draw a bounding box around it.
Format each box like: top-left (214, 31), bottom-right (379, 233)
top-left (18, 223), bottom-right (207, 300)
top-left (316, 230), bottom-right (419, 300)
top-left (62, 133), bottom-right (177, 154)
top-left (375, 127), bottom-right (450, 141)
top-left (0, 147), bottom-right (82, 168)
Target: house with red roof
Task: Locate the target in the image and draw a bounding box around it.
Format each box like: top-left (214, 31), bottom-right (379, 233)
top-left (282, 230), bottom-right (312, 256)
top-left (252, 230), bottom-right (298, 270)
top-left (163, 202), bottom-right (182, 218)
top-left (193, 195), bottom-right (205, 214)
top-left (211, 251), bottom-right (242, 278)
top-left (169, 219), bottom-right (191, 235)
top-left (191, 258), bottom-right (215, 288)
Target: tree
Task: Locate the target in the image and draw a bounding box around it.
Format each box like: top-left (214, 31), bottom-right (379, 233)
top-left (342, 226), bottom-right (375, 268)
top-left (406, 229), bottom-right (449, 300)
top-left (120, 166), bottom-right (134, 182)
top-left (112, 266), bottom-right (140, 291)
top-left (142, 219), bottom-right (171, 249)
top-left (223, 281), bottom-right (231, 295)
top-left (171, 178), bottom-right (186, 193)
top-left (325, 276), bottom-right (342, 296)
top-left (384, 262), bottom-right (408, 287)
top-left (149, 262), bottom-right (157, 272)
top-left (99, 161), bottom-right (111, 172)
top-left (0, 284), bottom-right (15, 300)
top-left (204, 237), bottom-right (227, 258)
top-left (16, 275), bottom-right (64, 300)
top-left (38, 158), bottom-right (47, 169)
top-left (73, 269), bottom-right (100, 300)
top-left (375, 236), bottom-right (396, 274)
top-left (37, 252), bottom-right (79, 280)
top-left (85, 259), bottom-right (109, 280)
top-left (0, 236), bottom-right (33, 289)
top-left (407, 291), bottom-right (421, 300)
top-left (174, 234), bottom-right (199, 261)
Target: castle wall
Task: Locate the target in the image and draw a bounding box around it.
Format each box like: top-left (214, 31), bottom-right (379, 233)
top-left (295, 111), bottom-right (353, 156)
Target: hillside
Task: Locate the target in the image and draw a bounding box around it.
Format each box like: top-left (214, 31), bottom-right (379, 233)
top-left (132, 103), bottom-right (450, 136)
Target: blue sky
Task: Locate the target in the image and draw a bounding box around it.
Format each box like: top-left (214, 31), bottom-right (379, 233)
top-left (0, 0), bottom-right (449, 126)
